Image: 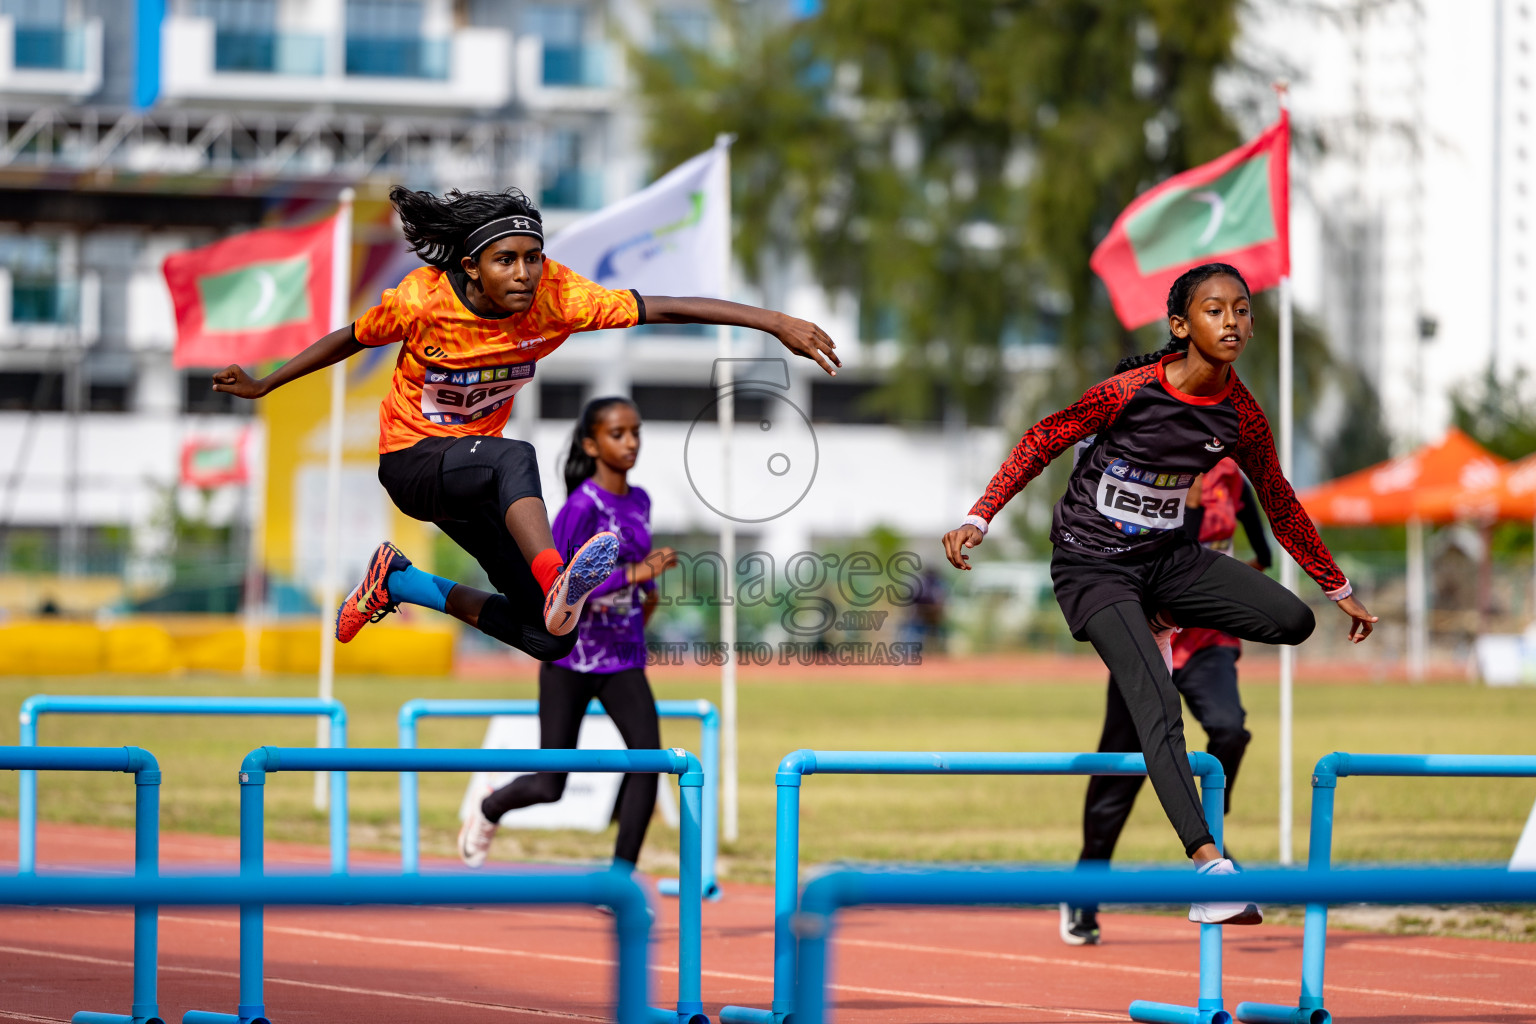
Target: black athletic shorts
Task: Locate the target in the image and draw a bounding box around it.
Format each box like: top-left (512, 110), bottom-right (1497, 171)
top-left (377, 435), bottom-right (543, 524)
top-left (1050, 537), bottom-right (1221, 640)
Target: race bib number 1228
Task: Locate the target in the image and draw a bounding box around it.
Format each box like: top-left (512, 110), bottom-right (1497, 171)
top-left (1095, 459), bottom-right (1194, 535)
top-left (421, 362), bottom-right (534, 425)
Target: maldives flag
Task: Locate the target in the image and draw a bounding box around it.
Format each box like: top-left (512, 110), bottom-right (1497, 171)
top-left (1090, 112), bottom-right (1290, 329)
top-left (164, 215), bottom-right (338, 368)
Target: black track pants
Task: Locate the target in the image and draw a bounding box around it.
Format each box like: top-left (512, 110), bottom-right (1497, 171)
top-left (480, 662), bottom-right (661, 866)
top-left (1080, 645), bottom-right (1251, 864)
top-left (1079, 554), bottom-right (1313, 857)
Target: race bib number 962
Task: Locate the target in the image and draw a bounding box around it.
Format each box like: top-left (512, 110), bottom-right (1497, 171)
top-left (1095, 459), bottom-right (1194, 535)
top-left (421, 362), bottom-right (534, 425)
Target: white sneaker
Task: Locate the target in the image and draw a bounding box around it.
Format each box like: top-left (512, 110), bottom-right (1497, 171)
top-left (458, 803), bottom-right (498, 868)
top-left (1189, 857), bottom-right (1263, 925)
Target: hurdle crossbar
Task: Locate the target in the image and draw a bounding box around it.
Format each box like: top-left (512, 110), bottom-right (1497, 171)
top-left (0, 871), bottom-right (650, 1024)
top-left (182, 746), bottom-right (708, 1024)
top-left (18, 695), bottom-right (349, 874)
top-left (0, 744), bottom-right (162, 1024)
top-left (717, 750), bottom-right (1227, 1024)
top-left (791, 865), bottom-right (1536, 1024)
top-left (396, 697), bottom-right (721, 897)
top-left (1235, 752), bottom-right (1536, 1024)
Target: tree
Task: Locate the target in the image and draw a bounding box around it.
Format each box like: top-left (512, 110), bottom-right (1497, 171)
top-left (1451, 366), bottom-right (1536, 462)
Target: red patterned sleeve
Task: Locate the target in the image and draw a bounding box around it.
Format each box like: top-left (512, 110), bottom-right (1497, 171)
top-left (968, 366), bottom-right (1154, 523)
top-left (1230, 383), bottom-right (1349, 595)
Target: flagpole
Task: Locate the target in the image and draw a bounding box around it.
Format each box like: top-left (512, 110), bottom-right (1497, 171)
top-left (713, 133), bottom-right (739, 844)
top-left (242, 421), bottom-right (267, 677)
top-left (1274, 83), bottom-right (1295, 867)
top-left (316, 187), bottom-right (354, 812)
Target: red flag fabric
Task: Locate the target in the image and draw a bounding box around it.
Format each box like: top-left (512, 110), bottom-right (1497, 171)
top-left (164, 216), bottom-right (337, 368)
top-left (1091, 113), bottom-right (1290, 329)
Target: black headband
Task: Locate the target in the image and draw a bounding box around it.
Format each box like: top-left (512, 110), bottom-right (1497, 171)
top-left (465, 214), bottom-right (544, 257)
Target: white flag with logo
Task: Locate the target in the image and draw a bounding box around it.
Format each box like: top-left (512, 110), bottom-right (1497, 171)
top-left (547, 142), bottom-right (729, 298)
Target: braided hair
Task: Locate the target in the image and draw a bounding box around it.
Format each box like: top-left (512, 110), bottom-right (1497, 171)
top-left (1111, 262), bottom-right (1251, 376)
top-left (388, 185), bottom-right (542, 269)
top-left (564, 396), bottom-right (638, 495)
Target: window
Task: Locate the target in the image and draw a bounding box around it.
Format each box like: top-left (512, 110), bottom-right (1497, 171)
top-left (1, 0), bottom-right (75, 70)
top-left (88, 382), bottom-right (131, 413)
top-left (194, 0), bottom-right (281, 72)
top-left (346, 0), bottom-right (445, 78)
top-left (539, 382), bottom-right (587, 421)
top-left (632, 384), bottom-right (767, 423)
top-left (0, 371), bottom-right (64, 412)
top-left (521, 4), bottom-right (602, 86)
top-left (0, 235), bottom-right (73, 326)
top-left (541, 129), bottom-right (600, 209)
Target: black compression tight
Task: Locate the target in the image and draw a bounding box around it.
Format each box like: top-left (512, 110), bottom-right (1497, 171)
top-left (480, 662), bottom-right (661, 866)
top-left (1081, 555), bottom-right (1313, 857)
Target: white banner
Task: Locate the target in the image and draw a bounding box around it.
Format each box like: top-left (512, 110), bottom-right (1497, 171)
top-left (460, 714), bottom-right (625, 831)
top-left (547, 142), bottom-right (729, 298)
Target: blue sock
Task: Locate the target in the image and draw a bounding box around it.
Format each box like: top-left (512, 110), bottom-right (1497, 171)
top-left (386, 565), bottom-right (456, 613)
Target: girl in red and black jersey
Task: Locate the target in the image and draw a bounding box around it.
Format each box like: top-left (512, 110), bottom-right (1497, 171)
top-left (942, 263), bottom-right (1376, 926)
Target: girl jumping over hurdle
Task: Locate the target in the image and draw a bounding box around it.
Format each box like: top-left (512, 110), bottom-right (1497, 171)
top-left (211, 186), bottom-right (837, 669)
top-left (942, 263), bottom-right (1376, 926)
top-left (459, 396), bottom-right (679, 869)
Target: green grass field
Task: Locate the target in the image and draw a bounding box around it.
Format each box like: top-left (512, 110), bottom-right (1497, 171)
top-left (2, 670), bottom-right (1534, 888)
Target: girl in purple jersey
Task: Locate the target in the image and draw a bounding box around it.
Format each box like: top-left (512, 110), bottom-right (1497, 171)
top-left (458, 397), bottom-right (679, 870)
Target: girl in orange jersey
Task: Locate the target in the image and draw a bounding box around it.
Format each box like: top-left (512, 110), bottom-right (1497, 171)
top-left (213, 186), bottom-right (839, 665)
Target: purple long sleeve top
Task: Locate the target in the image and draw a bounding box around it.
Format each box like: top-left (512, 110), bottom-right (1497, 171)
top-left (552, 478), bottom-right (655, 674)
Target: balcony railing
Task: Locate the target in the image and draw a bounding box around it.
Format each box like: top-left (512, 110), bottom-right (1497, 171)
top-left (345, 37), bottom-right (449, 79)
top-left (213, 31), bottom-right (325, 75)
top-left (13, 25), bottom-right (86, 71)
top-left (541, 44), bottom-right (606, 87)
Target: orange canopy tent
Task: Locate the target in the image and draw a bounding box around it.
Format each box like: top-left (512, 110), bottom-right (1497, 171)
top-left (1413, 451), bottom-right (1536, 523)
top-left (1295, 428), bottom-right (1506, 678)
top-left (1296, 427), bottom-right (1506, 526)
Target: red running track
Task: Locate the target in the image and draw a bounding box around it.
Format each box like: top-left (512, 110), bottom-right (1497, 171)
top-left (2, 822), bottom-right (1534, 1024)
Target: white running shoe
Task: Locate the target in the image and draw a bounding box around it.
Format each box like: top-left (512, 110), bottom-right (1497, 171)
top-left (458, 803), bottom-right (498, 869)
top-left (1189, 857), bottom-right (1263, 925)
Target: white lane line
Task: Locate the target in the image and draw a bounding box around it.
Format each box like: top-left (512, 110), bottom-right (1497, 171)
top-left (835, 936), bottom-right (1536, 1012)
top-left (1345, 940), bottom-right (1536, 969)
top-left (0, 1012), bottom-right (69, 1023)
top-left (0, 944), bottom-right (606, 1021)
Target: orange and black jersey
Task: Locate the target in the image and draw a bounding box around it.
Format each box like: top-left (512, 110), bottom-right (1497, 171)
top-left (970, 353), bottom-right (1347, 596)
top-left (353, 261), bottom-right (642, 454)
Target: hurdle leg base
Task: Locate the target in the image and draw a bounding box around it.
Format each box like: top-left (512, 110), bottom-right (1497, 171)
top-left (656, 877), bottom-right (723, 901)
top-left (182, 1012), bottom-right (271, 1024)
top-left (1233, 1002), bottom-right (1331, 1024)
top-left (718, 1005), bottom-right (782, 1024)
top-left (647, 1006), bottom-right (711, 1024)
top-left (73, 1012), bottom-right (165, 1024)
top-left (1129, 1000), bottom-right (1232, 1024)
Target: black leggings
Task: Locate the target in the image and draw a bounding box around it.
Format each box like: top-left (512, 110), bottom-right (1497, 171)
top-left (1081, 554), bottom-right (1313, 857)
top-left (1081, 645), bottom-right (1251, 863)
top-left (378, 435), bottom-right (574, 662)
top-left (481, 662), bottom-right (662, 866)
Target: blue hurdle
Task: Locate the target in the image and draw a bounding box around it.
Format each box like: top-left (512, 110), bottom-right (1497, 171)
top-left (182, 746), bottom-right (708, 1024)
top-left (1234, 752), bottom-right (1536, 1024)
top-left (790, 865), bottom-right (1536, 1024)
top-left (0, 744), bottom-right (162, 1024)
top-left (18, 695), bottom-right (349, 874)
top-left (396, 697), bottom-right (722, 897)
top-left (717, 750), bottom-right (1228, 1024)
top-left (0, 871), bottom-right (651, 1024)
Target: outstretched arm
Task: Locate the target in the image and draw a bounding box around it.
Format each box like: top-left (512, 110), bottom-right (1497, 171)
top-left (210, 326), bottom-right (363, 400)
top-left (641, 295), bottom-right (840, 376)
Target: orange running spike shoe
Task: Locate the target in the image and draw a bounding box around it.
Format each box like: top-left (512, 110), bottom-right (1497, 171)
top-left (542, 532), bottom-right (620, 636)
top-left (335, 541), bottom-right (411, 643)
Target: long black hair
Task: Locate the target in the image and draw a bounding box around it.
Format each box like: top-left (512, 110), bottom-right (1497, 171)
top-left (564, 396), bottom-right (638, 495)
top-left (388, 185), bottom-right (542, 269)
top-left (1111, 262), bottom-right (1251, 375)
